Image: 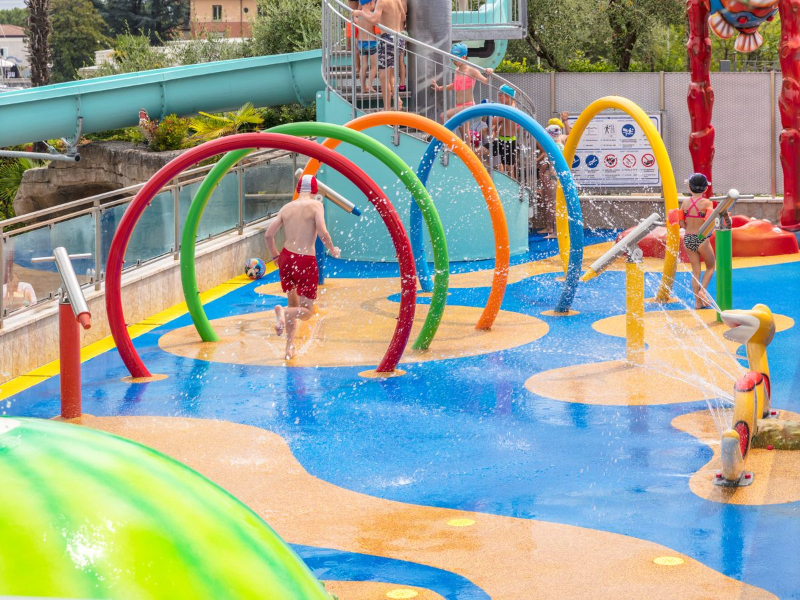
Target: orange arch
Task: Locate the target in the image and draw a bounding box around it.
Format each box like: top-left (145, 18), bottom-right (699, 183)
top-left (298, 111), bottom-right (509, 331)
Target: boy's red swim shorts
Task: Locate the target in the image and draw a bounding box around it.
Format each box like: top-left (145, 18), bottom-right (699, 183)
top-left (278, 248), bottom-right (319, 300)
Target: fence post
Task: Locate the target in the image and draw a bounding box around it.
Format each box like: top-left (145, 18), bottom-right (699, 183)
top-left (350, 14), bottom-right (357, 120)
top-left (93, 200), bottom-right (101, 290)
top-left (659, 71), bottom-right (665, 112)
top-left (173, 184), bottom-right (180, 260)
top-left (0, 231), bottom-right (4, 330)
top-left (770, 69), bottom-right (777, 199)
top-left (237, 167), bottom-right (244, 234)
top-left (550, 71), bottom-right (556, 116)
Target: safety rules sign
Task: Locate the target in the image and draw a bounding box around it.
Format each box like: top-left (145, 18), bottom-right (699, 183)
top-left (567, 113), bottom-right (662, 188)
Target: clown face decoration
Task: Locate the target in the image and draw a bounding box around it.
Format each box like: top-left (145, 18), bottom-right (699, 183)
top-left (708, 0), bottom-right (779, 52)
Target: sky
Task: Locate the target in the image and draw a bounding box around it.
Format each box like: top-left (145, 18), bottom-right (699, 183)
top-left (0, 0), bottom-right (26, 9)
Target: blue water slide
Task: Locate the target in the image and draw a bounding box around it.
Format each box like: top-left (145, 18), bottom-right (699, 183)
top-left (412, 103), bottom-right (584, 313)
top-left (0, 50), bottom-right (323, 147)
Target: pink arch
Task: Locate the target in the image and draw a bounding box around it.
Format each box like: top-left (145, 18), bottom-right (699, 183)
top-left (106, 132), bottom-right (417, 376)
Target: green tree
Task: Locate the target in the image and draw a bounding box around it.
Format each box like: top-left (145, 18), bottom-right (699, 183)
top-left (0, 8), bottom-right (28, 27)
top-left (520, 0), bottom-right (593, 72)
top-left (251, 0), bottom-right (322, 56)
top-left (50, 0), bottom-right (110, 82)
top-left (600, 0), bottom-right (684, 71)
top-left (100, 0), bottom-right (189, 44)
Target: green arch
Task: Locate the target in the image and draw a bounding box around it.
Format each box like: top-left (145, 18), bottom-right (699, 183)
top-left (180, 121), bottom-right (450, 351)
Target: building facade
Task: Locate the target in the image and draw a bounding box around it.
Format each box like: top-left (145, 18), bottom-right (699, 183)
top-left (0, 24), bottom-right (28, 75)
top-left (191, 0), bottom-right (258, 37)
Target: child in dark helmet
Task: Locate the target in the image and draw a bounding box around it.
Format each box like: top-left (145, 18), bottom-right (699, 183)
top-left (679, 173), bottom-right (716, 309)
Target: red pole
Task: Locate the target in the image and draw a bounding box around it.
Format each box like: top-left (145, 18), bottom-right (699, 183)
top-left (686, 0), bottom-right (715, 197)
top-left (59, 301), bottom-right (82, 419)
top-left (779, 0), bottom-right (800, 231)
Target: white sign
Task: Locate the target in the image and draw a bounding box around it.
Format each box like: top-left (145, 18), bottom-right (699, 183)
top-left (567, 113), bottom-right (662, 188)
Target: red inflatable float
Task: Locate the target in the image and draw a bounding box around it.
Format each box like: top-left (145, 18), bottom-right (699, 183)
top-left (618, 217), bottom-right (799, 262)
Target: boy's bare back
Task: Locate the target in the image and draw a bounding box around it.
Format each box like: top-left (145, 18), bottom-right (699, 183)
top-left (279, 199), bottom-right (325, 256)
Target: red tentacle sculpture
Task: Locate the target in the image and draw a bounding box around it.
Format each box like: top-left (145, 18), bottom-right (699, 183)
top-left (687, 0), bottom-right (716, 197)
top-left (779, 0), bottom-right (800, 231)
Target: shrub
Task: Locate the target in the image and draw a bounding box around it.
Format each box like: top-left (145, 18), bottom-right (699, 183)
top-left (0, 158), bottom-right (48, 219)
top-left (189, 102), bottom-right (264, 143)
top-left (84, 127), bottom-right (145, 144)
top-left (495, 58), bottom-right (547, 74)
top-left (149, 114), bottom-right (190, 152)
top-left (261, 104), bottom-right (316, 129)
top-left (251, 0), bottom-right (322, 56)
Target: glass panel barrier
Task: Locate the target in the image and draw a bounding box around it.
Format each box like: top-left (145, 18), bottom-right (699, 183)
top-left (244, 159), bottom-right (294, 222)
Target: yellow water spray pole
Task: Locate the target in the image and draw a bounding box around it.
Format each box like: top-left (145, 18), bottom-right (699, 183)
top-left (582, 213), bottom-right (659, 364)
top-left (625, 249), bottom-right (646, 364)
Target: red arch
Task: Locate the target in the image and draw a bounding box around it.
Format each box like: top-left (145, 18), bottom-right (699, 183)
top-left (106, 133), bottom-right (417, 376)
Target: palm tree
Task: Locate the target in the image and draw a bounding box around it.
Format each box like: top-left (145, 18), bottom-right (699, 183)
top-left (188, 103), bottom-right (264, 142)
top-left (25, 0), bottom-right (51, 87)
top-left (0, 158), bottom-right (47, 219)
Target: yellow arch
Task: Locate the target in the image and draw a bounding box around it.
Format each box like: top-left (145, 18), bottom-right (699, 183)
top-left (556, 96), bottom-right (679, 301)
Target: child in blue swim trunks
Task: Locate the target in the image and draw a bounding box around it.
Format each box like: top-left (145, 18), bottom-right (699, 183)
top-left (355, 0), bottom-right (378, 93)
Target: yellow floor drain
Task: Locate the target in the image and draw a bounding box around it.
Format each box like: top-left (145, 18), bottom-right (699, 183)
top-left (386, 589), bottom-right (419, 599)
top-left (447, 518), bottom-right (476, 527)
top-left (654, 556), bottom-right (685, 566)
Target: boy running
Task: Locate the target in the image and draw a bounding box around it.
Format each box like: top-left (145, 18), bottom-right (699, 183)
top-left (265, 175), bottom-right (341, 360)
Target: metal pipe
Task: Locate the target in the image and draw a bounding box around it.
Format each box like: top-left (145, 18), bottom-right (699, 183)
top-left (0, 149), bottom-right (80, 163)
top-left (237, 168), bottom-right (244, 234)
top-left (698, 189), bottom-right (749, 238)
top-left (173, 185), bottom-right (180, 259)
top-left (93, 200), bottom-right (101, 290)
top-left (294, 168), bottom-right (361, 216)
top-left (583, 213), bottom-right (660, 280)
top-left (32, 248), bottom-right (92, 326)
top-left (0, 233), bottom-right (4, 328)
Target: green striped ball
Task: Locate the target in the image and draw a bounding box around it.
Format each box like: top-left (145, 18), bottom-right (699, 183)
top-left (0, 417), bottom-right (329, 599)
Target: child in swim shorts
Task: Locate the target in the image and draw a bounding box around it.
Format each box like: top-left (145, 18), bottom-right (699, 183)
top-left (265, 175), bottom-right (341, 360)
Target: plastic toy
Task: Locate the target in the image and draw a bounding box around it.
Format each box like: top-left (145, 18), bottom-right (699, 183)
top-left (716, 303), bottom-right (776, 486)
top-left (245, 257), bottom-right (266, 280)
top-left (0, 417), bottom-right (329, 599)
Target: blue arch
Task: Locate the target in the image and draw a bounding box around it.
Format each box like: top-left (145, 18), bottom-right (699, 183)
top-left (412, 103), bottom-right (584, 313)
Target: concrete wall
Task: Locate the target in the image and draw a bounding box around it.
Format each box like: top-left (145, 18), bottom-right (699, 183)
top-left (504, 71), bottom-right (782, 198)
top-left (579, 196), bottom-right (785, 231)
top-left (0, 223), bottom-right (268, 386)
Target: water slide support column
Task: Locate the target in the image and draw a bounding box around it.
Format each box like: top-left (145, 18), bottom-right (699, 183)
top-left (406, 0), bottom-right (451, 123)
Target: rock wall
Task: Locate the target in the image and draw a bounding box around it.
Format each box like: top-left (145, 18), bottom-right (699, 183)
top-left (13, 142), bottom-right (185, 216)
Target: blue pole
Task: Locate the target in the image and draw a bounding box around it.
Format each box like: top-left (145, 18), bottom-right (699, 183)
top-left (413, 103), bottom-right (584, 312)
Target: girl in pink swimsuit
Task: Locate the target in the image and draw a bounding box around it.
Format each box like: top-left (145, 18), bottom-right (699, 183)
top-left (678, 173), bottom-right (716, 309)
top-left (431, 43), bottom-right (493, 123)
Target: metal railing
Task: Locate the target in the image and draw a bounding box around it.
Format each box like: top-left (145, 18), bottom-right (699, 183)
top-left (0, 147), bottom-right (301, 328)
top-left (322, 0), bottom-right (537, 204)
top-left (451, 0), bottom-right (527, 40)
